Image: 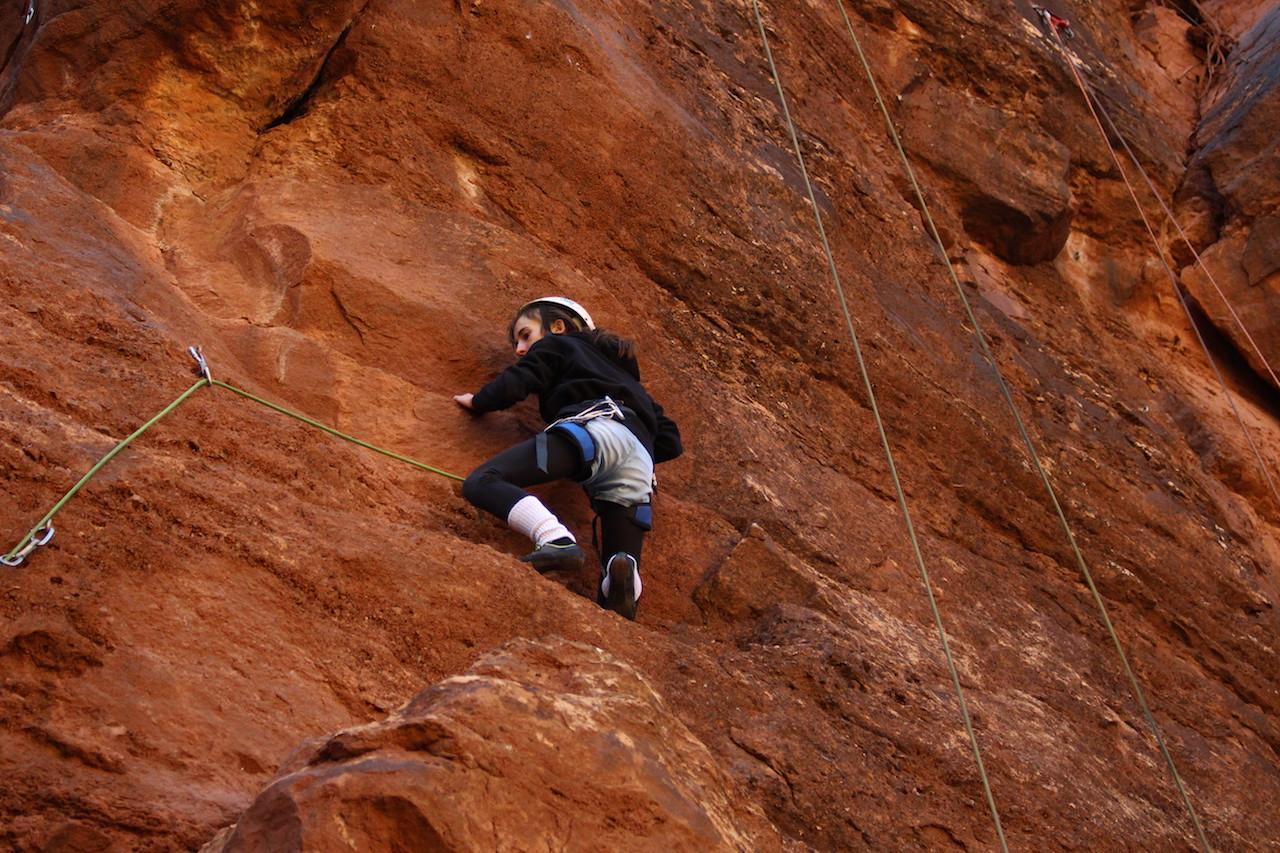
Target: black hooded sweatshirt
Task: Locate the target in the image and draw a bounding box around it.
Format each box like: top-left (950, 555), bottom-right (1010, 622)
top-left (470, 331), bottom-right (683, 464)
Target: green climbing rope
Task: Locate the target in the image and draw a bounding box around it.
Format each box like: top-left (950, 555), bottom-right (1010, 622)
top-left (4, 369), bottom-right (464, 566)
top-left (748, 2), bottom-right (1009, 849)
top-left (4, 378), bottom-right (209, 564)
top-left (210, 379), bottom-right (464, 482)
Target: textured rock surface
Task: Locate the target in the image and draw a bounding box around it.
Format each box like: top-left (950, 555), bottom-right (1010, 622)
top-left (899, 78), bottom-right (1074, 264)
top-left (202, 637), bottom-right (778, 852)
top-left (1180, 6), bottom-right (1280, 388)
top-left (2, 0), bottom-right (1280, 850)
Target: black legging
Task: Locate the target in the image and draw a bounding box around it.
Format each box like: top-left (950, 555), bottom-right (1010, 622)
top-left (462, 433), bottom-right (646, 567)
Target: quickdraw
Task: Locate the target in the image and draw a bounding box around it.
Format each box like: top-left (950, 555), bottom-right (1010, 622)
top-left (188, 345), bottom-right (212, 384)
top-left (0, 523), bottom-right (53, 567)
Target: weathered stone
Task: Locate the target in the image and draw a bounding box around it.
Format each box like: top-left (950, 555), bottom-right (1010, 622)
top-left (898, 79), bottom-right (1073, 265)
top-left (1, 1), bottom-right (1279, 851)
top-left (694, 524), bottom-right (835, 624)
top-left (1181, 7), bottom-right (1280, 387)
top-left (203, 638), bottom-right (776, 852)
top-left (1243, 216), bottom-right (1280, 285)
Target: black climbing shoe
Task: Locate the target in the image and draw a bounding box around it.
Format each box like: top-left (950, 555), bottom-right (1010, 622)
top-left (519, 538), bottom-right (584, 572)
top-left (599, 552), bottom-right (639, 620)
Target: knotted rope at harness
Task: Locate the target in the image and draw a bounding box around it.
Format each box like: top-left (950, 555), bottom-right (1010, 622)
top-left (535, 396), bottom-right (623, 473)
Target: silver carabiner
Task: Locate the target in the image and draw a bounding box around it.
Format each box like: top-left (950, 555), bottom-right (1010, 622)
top-left (188, 345), bottom-right (213, 384)
top-left (33, 523), bottom-right (55, 547)
top-left (1, 523), bottom-right (53, 567)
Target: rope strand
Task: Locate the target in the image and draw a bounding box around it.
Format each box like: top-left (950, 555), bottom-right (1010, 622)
top-left (4, 373), bottom-right (464, 565)
top-left (1098, 104), bottom-right (1280, 391)
top-left (1054, 28), bottom-right (1280, 518)
top-left (211, 380), bottom-right (464, 482)
top-left (3, 379), bottom-right (209, 564)
top-left (827, 3), bottom-right (1212, 848)
top-left (748, 3), bottom-right (1008, 848)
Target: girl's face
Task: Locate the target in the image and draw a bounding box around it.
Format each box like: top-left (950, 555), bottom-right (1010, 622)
top-left (512, 312), bottom-right (569, 357)
top-left (513, 314), bottom-right (545, 357)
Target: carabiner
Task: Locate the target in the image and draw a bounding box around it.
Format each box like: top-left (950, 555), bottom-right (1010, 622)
top-left (1, 523), bottom-right (54, 567)
top-left (33, 523), bottom-right (55, 547)
top-left (188, 345), bottom-right (213, 384)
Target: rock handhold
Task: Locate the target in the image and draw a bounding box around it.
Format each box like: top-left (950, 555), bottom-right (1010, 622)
top-left (203, 638), bottom-right (777, 852)
top-left (695, 524), bottom-right (841, 624)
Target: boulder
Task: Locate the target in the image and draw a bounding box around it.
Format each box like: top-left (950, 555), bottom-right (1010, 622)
top-left (694, 524), bottom-right (839, 624)
top-left (203, 638), bottom-right (777, 852)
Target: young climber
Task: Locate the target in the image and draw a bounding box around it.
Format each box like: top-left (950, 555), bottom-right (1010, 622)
top-left (454, 296), bottom-right (682, 620)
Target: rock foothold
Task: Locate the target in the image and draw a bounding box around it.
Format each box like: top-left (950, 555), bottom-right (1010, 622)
top-left (203, 638), bottom-right (777, 852)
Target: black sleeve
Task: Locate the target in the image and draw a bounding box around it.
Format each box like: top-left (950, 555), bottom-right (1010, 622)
top-left (471, 337), bottom-right (566, 414)
top-left (620, 353), bottom-right (642, 381)
top-left (651, 399), bottom-right (683, 463)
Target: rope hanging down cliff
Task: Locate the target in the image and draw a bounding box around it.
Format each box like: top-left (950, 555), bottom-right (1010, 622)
top-left (1044, 15), bottom-right (1280, 520)
top-left (820, 4), bottom-right (1212, 849)
top-left (3, 348), bottom-right (463, 568)
top-left (747, 3), bottom-right (1009, 849)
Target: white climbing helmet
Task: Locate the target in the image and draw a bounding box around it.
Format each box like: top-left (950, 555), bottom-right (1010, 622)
top-left (517, 296), bottom-right (595, 330)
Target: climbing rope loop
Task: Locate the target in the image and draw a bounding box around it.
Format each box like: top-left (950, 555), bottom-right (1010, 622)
top-left (3, 349), bottom-right (463, 567)
top-left (747, 2), bottom-right (1009, 849)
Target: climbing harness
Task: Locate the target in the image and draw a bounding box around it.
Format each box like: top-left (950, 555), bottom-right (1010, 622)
top-left (536, 396), bottom-right (624, 474)
top-left (748, 2), bottom-right (1009, 848)
top-left (3, 348), bottom-right (463, 568)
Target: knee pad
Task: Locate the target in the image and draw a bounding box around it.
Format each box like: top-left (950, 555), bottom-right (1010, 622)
top-left (592, 499), bottom-right (652, 531)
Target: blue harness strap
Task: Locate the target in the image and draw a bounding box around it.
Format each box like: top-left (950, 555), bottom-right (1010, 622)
top-left (536, 422), bottom-right (597, 474)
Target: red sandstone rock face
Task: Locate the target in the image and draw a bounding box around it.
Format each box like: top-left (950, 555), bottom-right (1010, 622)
top-left (1180, 7), bottom-right (1280, 390)
top-left (202, 637), bottom-right (780, 851)
top-left (2, 0), bottom-right (1280, 850)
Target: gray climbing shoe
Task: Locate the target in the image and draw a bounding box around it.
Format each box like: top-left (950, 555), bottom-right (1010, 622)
top-left (519, 538), bottom-right (584, 572)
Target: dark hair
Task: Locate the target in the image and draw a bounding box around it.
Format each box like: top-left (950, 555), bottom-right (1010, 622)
top-left (508, 302), bottom-right (636, 361)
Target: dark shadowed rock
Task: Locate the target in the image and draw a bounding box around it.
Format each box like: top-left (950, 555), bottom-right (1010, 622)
top-left (898, 79), bottom-right (1073, 265)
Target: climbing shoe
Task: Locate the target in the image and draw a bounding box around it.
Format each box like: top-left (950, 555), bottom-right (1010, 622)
top-left (519, 538), bottom-right (584, 572)
top-left (599, 552), bottom-right (640, 620)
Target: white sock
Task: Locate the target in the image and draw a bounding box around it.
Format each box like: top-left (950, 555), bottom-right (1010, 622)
top-left (602, 554), bottom-right (642, 600)
top-left (506, 496), bottom-right (574, 547)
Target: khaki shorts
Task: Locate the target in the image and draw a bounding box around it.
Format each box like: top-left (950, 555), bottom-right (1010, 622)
top-left (579, 419), bottom-right (654, 506)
